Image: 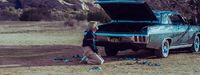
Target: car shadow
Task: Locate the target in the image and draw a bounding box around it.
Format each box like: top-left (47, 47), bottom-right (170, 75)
top-left (103, 49), bottom-right (156, 62)
top-left (103, 48), bottom-right (195, 63)
top-left (170, 48), bottom-right (192, 54)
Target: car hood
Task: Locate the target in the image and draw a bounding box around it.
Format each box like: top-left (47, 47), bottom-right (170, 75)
top-left (96, 1), bottom-right (158, 21)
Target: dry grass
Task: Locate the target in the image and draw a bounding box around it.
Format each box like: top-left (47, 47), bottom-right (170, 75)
top-left (0, 21), bottom-right (83, 46)
top-left (1, 53), bottom-right (200, 75)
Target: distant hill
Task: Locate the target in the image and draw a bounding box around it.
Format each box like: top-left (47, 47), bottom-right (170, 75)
top-left (0, 0), bottom-right (96, 10)
top-left (0, 0), bottom-right (98, 21)
top-left (0, 0), bottom-right (199, 24)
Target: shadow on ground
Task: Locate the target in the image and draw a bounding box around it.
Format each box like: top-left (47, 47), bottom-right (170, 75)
top-left (0, 45), bottom-right (194, 68)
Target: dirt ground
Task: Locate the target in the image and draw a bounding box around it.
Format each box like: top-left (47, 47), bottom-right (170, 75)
top-left (0, 45), bottom-right (200, 75)
top-left (0, 21), bottom-right (200, 75)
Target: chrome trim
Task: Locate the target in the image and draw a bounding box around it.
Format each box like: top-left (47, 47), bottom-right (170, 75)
top-left (170, 44), bottom-right (193, 49)
top-left (95, 33), bottom-right (147, 37)
top-left (136, 36), bottom-right (139, 43)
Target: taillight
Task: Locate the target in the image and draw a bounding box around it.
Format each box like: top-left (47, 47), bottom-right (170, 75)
top-left (134, 36), bottom-right (138, 42)
top-left (142, 36), bottom-right (146, 42)
top-left (139, 36), bottom-right (142, 42)
top-left (132, 36), bottom-right (148, 43)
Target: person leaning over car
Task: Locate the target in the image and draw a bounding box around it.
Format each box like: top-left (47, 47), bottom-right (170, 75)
top-left (80, 21), bottom-right (104, 65)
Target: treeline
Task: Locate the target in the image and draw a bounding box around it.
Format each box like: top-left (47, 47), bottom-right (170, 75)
top-left (146, 0), bottom-right (200, 25)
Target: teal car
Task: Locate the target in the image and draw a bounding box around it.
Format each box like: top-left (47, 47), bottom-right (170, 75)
top-left (93, 1), bottom-right (200, 58)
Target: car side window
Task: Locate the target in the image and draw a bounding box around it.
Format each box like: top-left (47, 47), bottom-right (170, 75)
top-left (161, 14), bottom-right (171, 25)
top-left (169, 15), bottom-right (184, 25)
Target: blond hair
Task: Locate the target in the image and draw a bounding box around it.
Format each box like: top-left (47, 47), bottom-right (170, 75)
top-left (88, 21), bottom-right (98, 30)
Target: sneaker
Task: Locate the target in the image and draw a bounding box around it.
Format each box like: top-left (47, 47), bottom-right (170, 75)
top-left (80, 56), bottom-right (88, 63)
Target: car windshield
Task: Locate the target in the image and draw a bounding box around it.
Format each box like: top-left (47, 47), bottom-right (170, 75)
top-left (169, 15), bottom-right (185, 25)
top-left (154, 11), bottom-right (174, 24)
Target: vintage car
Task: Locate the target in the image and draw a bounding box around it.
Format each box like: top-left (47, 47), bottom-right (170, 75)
top-left (93, 1), bottom-right (200, 58)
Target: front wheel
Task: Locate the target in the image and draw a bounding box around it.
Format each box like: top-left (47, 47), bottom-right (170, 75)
top-left (191, 35), bottom-right (200, 53)
top-left (154, 40), bottom-right (170, 58)
top-left (105, 47), bottom-right (118, 57)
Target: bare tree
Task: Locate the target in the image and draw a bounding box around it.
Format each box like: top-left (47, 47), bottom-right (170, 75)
top-left (188, 0), bottom-right (200, 25)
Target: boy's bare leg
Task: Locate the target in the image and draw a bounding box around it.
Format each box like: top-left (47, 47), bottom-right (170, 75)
top-left (87, 53), bottom-right (104, 65)
top-left (82, 47), bottom-right (104, 65)
top-left (83, 47), bottom-right (91, 56)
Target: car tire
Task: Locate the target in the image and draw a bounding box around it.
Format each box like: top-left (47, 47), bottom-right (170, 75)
top-left (190, 35), bottom-right (200, 53)
top-left (105, 47), bottom-right (118, 57)
top-left (155, 40), bottom-right (170, 58)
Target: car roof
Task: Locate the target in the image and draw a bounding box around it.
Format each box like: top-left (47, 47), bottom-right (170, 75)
top-left (95, 0), bottom-right (145, 4)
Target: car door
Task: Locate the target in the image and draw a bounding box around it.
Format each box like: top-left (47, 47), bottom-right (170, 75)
top-left (169, 15), bottom-right (189, 45)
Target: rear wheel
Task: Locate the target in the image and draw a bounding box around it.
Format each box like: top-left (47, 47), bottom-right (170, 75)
top-left (155, 40), bottom-right (170, 58)
top-left (105, 47), bottom-right (118, 57)
top-left (191, 35), bottom-right (200, 53)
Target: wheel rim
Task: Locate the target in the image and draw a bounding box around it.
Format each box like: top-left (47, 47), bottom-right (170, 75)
top-left (162, 41), bottom-right (169, 57)
top-left (194, 37), bottom-right (200, 52)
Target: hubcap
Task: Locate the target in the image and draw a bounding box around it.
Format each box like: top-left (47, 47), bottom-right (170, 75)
top-left (162, 41), bottom-right (169, 57)
top-left (194, 37), bottom-right (200, 52)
